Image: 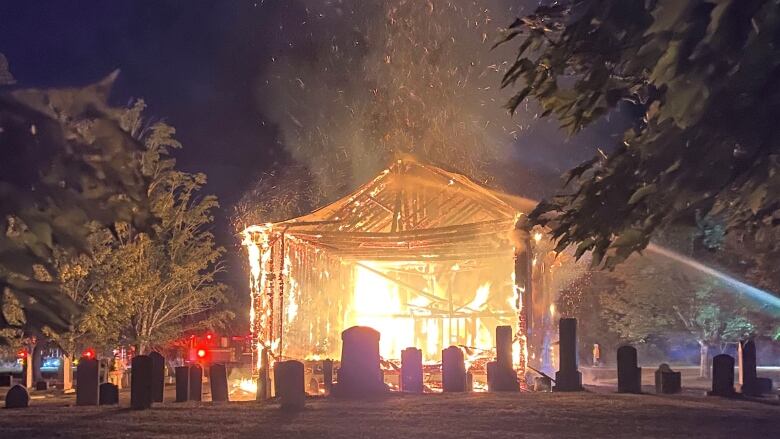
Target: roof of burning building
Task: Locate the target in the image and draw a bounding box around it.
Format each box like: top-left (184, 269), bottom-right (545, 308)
top-left (244, 158), bottom-right (535, 261)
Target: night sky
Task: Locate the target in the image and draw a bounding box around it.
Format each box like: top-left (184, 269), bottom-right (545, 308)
top-left (0, 1), bottom-right (627, 322)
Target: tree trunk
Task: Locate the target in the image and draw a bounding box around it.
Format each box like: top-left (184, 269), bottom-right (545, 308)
top-left (698, 341), bottom-right (710, 378)
top-left (32, 339), bottom-right (44, 382)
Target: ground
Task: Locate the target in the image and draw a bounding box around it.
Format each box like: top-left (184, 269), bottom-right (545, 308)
top-left (1, 387), bottom-right (779, 438)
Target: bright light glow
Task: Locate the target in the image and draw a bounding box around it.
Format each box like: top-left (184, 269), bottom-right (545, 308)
top-left (533, 232), bottom-right (543, 243)
top-left (349, 262), bottom-right (414, 359)
top-left (197, 349), bottom-right (207, 358)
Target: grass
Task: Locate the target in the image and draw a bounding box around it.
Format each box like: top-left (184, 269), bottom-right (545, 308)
top-left (1, 387), bottom-right (779, 438)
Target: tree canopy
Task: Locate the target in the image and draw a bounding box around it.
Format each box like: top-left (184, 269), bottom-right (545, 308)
top-left (0, 72), bottom-right (152, 339)
top-left (502, 0), bottom-right (780, 268)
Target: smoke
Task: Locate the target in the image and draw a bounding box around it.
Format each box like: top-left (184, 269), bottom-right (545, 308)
top-left (256, 0), bottom-right (535, 202)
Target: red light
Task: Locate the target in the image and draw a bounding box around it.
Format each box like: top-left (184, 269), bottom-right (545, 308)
top-left (82, 348), bottom-right (96, 360)
top-left (197, 349), bottom-right (207, 359)
top-left (16, 349), bottom-right (26, 359)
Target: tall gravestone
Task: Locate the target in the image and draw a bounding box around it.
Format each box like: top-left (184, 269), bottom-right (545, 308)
top-left (209, 364), bottom-right (229, 402)
top-left (149, 351), bottom-right (165, 403)
top-left (22, 352), bottom-right (33, 389)
top-left (442, 346), bottom-right (467, 392)
top-left (76, 357), bottom-right (99, 406)
top-left (617, 345), bottom-right (642, 393)
top-left (256, 348), bottom-right (270, 401)
top-left (332, 326), bottom-right (386, 397)
top-left (654, 364), bottom-right (681, 394)
top-left (738, 339), bottom-right (773, 396)
top-left (175, 366), bottom-right (189, 402)
top-left (708, 354), bottom-right (736, 397)
top-left (131, 355), bottom-right (153, 410)
top-left (189, 364), bottom-right (203, 401)
top-left (61, 355), bottom-right (73, 391)
top-left (401, 347), bottom-right (423, 393)
top-left (275, 360), bottom-right (305, 410)
top-left (554, 318), bottom-right (582, 391)
top-left (488, 326), bottom-right (519, 391)
top-left (4, 384), bottom-right (29, 409)
top-left (322, 359), bottom-right (334, 396)
top-left (99, 382), bottom-right (119, 405)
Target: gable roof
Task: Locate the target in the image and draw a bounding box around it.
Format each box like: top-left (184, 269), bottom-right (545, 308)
top-left (247, 158), bottom-right (533, 261)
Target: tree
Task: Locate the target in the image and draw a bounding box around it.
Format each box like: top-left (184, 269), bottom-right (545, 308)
top-left (0, 70), bottom-right (152, 341)
top-left (120, 102), bottom-right (231, 353)
top-left (49, 101), bottom-right (231, 354)
top-left (500, 1), bottom-right (780, 267)
top-left (600, 229), bottom-right (763, 377)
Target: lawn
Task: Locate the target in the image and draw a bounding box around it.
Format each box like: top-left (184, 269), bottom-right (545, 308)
top-left (1, 387), bottom-right (779, 438)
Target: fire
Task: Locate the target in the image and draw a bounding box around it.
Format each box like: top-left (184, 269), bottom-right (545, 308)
top-left (348, 262), bottom-right (415, 359)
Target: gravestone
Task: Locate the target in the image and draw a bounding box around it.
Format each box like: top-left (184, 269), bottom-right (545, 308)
top-left (534, 376), bottom-right (552, 392)
top-left (209, 364), bottom-right (229, 402)
top-left (4, 384), bottom-right (29, 409)
top-left (61, 356), bottom-right (73, 391)
top-left (322, 359), bottom-right (334, 396)
top-left (488, 325), bottom-right (519, 391)
top-left (149, 351), bottom-right (165, 403)
top-left (738, 339), bottom-right (773, 396)
top-left (554, 318), bottom-right (582, 391)
top-left (708, 354), bottom-right (736, 397)
top-left (99, 382), bottom-right (119, 405)
top-left (131, 355), bottom-right (153, 410)
top-left (256, 348), bottom-right (270, 401)
top-left (76, 357), bottom-right (99, 406)
top-left (617, 345), bottom-right (642, 394)
top-left (175, 366), bottom-right (190, 402)
top-left (654, 364), bottom-right (682, 394)
top-left (332, 326), bottom-right (386, 397)
top-left (275, 360), bottom-right (305, 410)
top-left (189, 364), bottom-right (203, 401)
top-left (35, 381), bottom-right (48, 391)
top-left (441, 346), bottom-right (467, 392)
top-left (22, 353), bottom-right (33, 389)
top-left (401, 347), bottom-right (423, 393)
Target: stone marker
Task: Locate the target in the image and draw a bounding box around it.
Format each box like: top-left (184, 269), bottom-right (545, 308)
top-left (131, 355), bottom-right (153, 410)
top-left (175, 366), bottom-right (190, 402)
top-left (617, 345), bottom-right (642, 394)
top-left (189, 364), bottom-right (203, 401)
top-left (488, 325), bottom-right (519, 391)
top-left (739, 339), bottom-right (773, 396)
top-left (275, 360), bottom-right (305, 410)
top-left (708, 354), bottom-right (736, 397)
top-left (256, 348), bottom-right (270, 401)
top-left (554, 318), bottom-right (582, 391)
top-left (35, 380), bottom-right (48, 391)
top-left (99, 382), bottom-right (119, 405)
top-left (4, 384), bottom-right (29, 409)
top-left (23, 353), bottom-right (33, 389)
top-left (61, 356), bottom-right (73, 391)
top-left (442, 346), bottom-right (467, 392)
top-left (332, 326), bottom-right (387, 397)
top-left (654, 364), bottom-right (681, 394)
top-left (210, 364), bottom-right (229, 402)
top-left (534, 376), bottom-right (552, 392)
top-left (76, 357), bottom-right (99, 406)
top-left (401, 347), bottom-right (423, 393)
top-left (322, 359), bottom-right (334, 396)
top-left (149, 351), bottom-right (165, 403)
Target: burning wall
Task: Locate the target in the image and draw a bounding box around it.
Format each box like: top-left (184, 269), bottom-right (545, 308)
top-left (243, 160), bottom-right (542, 373)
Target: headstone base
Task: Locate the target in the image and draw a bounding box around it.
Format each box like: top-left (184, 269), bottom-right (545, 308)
top-left (553, 370), bottom-right (582, 392)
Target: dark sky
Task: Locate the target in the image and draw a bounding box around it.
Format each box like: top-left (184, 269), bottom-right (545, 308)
top-left (0, 1), bottom-right (627, 323)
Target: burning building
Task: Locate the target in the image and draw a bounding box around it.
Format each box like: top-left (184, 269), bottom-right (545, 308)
top-left (242, 158), bottom-right (561, 381)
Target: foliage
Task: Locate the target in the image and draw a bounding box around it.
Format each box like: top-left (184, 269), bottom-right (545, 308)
top-left (50, 101), bottom-right (231, 353)
top-left (0, 71), bottom-right (152, 341)
top-left (501, 0), bottom-right (780, 267)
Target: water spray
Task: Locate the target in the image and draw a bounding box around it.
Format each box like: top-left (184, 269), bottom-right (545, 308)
top-left (646, 243), bottom-right (780, 316)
